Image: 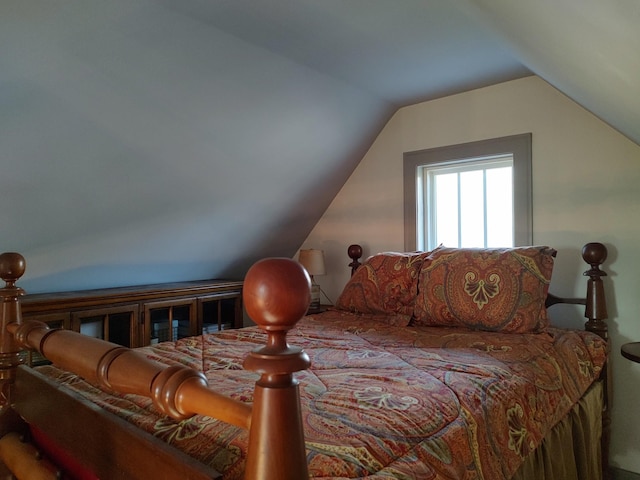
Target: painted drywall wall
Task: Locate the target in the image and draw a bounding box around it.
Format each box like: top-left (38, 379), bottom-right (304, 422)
top-left (303, 75), bottom-right (640, 473)
top-left (1, 0), bottom-right (390, 293)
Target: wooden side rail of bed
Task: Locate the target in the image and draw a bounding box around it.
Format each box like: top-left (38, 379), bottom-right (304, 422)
top-left (0, 255), bottom-right (311, 480)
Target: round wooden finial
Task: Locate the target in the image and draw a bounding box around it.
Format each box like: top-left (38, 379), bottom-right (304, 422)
top-left (244, 258), bottom-right (311, 331)
top-left (347, 244), bottom-right (363, 276)
top-left (347, 244), bottom-right (362, 261)
top-left (582, 242), bottom-right (607, 268)
top-left (0, 252), bottom-right (26, 287)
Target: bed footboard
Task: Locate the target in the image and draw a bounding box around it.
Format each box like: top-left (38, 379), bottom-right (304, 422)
top-left (0, 254), bottom-right (312, 480)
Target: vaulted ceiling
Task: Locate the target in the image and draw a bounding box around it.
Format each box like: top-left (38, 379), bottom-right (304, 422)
top-left (2, 0), bottom-right (638, 292)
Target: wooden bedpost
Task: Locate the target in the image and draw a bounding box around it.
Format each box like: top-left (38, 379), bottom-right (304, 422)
top-left (0, 253), bottom-right (26, 411)
top-left (582, 242), bottom-right (608, 340)
top-left (243, 258), bottom-right (311, 480)
top-left (347, 244), bottom-right (363, 276)
top-left (581, 242), bottom-right (611, 480)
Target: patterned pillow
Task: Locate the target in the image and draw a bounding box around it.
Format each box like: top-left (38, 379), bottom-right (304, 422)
top-left (335, 251), bottom-right (429, 324)
top-left (412, 246), bottom-right (556, 333)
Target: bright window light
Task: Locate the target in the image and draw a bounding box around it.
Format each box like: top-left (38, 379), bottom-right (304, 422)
top-left (420, 156), bottom-right (514, 250)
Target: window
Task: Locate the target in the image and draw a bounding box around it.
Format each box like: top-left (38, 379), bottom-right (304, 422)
top-left (421, 156), bottom-right (513, 249)
top-left (404, 134), bottom-right (532, 251)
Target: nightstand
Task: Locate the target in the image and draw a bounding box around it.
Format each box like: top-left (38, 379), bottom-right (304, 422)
top-left (621, 342), bottom-right (640, 363)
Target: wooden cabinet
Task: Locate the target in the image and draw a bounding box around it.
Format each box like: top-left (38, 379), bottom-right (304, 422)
top-left (21, 280), bottom-right (243, 350)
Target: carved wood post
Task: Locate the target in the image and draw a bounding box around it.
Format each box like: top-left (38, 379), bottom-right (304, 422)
top-left (582, 242), bottom-right (608, 339)
top-left (242, 258), bottom-right (311, 480)
top-left (347, 244), bottom-right (363, 277)
top-left (581, 242), bottom-right (610, 480)
top-left (0, 253), bottom-right (26, 410)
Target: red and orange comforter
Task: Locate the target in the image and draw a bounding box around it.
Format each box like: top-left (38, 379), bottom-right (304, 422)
top-left (37, 310), bottom-right (607, 479)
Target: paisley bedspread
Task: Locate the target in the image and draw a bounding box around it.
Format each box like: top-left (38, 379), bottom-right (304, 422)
top-left (36, 310), bottom-right (607, 479)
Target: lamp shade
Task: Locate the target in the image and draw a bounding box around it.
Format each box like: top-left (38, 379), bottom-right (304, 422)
top-left (298, 249), bottom-right (326, 276)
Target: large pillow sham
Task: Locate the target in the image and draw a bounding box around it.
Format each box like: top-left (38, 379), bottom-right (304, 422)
top-left (335, 251), bottom-right (429, 324)
top-left (412, 246), bottom-right (556, 333)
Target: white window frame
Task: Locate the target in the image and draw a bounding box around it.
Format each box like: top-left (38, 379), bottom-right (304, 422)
top-left (403, 134), bottom-right (532, 251)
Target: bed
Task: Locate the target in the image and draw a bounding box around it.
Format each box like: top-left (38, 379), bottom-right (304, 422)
top-left (0, 242), bottom-right (611, 480)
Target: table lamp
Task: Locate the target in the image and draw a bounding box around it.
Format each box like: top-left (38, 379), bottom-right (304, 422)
top-left (298, 249), bottom-right (326, 312)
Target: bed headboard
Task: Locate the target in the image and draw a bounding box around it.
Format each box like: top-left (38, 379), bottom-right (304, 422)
top-left (346, 242), bottom-right (609, 341)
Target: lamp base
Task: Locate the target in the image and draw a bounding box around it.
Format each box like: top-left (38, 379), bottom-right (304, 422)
top-left (306, 304), bottom-right (328, 314)
top-left (308, 282), bottom-right (321, 312)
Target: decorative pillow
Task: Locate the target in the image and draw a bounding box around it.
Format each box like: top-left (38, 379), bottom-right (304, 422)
top-left (412, 246), bottom-right (556, 333)
top-left (335, 251), bottom-right (429, 323)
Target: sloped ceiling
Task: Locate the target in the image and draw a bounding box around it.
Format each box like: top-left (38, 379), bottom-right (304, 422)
top-left (457, 0), bottom-right (640, 146)
top-left (1, 0), bottom-right (637, 293)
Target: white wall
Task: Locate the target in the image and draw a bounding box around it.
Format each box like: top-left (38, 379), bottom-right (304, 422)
top-left (303, 76), bottom-right (640, 473)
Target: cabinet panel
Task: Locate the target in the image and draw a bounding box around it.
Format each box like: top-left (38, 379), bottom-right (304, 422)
top-left (198, 293), bottom-right (243, 334)
top-left (22, 311), bottom-right (71, 331)
top-left (143, 298), bottom-right (197, 345)
top-left (71, 304), bottom-right (140, 348)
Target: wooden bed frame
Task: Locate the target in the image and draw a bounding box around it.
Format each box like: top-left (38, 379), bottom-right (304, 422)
top-left (0, 244), bottom-right (611, 479)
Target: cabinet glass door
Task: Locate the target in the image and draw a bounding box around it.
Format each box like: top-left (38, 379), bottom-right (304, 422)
top-left (71, 305), bottom-right (140, 348)
top-left (144, 298), bottom-right (196, 345)
top-left (198, 293), bottom-right (242, 334)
